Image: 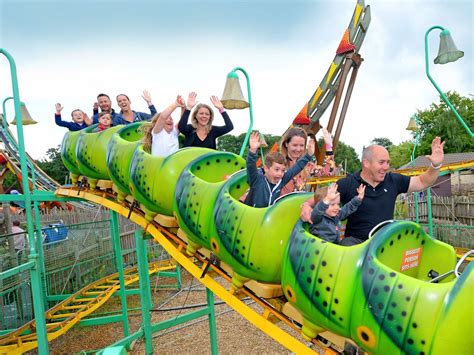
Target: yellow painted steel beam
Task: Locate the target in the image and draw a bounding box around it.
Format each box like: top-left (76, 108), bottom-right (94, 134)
top-left (307, 160), bottom-right (474, 187)
top-left (55, 187), bottom-right (317, 354)
top-left (394, 160), bottom-right (474, 176)
top-left (456, 247), bottom-right (474, 261)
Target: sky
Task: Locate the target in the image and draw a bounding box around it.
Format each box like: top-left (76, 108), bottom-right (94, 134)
top-left (0, 0), bottom-right (472, 160)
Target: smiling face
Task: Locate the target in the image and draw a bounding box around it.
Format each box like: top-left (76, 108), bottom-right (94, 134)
top-left (281, 128), bottom-right (308, 165)
top-left (196, 107), bottom-right (211, 126)
top-left (285, 135), bottom-right (306, 162)
top-left (325, 195), bottom-right (341, 217)
top-left (117, 95), bottom-right (131, 112)
top-left (191, 104), bottom-right (214, 130)
top-left (264, 161), bottom-right (286, 184)
top-left (164, 115), bottom-right (174, 133)
top-left (361, 145), bottom-right (390, 186)
top-left (71, 109), bottom-right (83, 123)
top-left (97, 95), bottom-right (112, 111)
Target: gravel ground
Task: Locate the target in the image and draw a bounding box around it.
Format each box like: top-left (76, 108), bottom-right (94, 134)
top-left (44, 271), bottom-right (323, 354)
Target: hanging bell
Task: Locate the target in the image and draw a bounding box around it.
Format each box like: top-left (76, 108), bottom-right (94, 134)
top-left (406, 114), bottom-right (418, 132)
top-left (10, 102), bottom-right (38, 126)
top-left (434, 29), bottom-right (464, 65)
top-left (221, 72), bottom-right (250, 109)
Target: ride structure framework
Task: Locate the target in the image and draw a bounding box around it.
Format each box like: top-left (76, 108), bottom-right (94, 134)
top-left (2, 0), bottom-right (472, 353)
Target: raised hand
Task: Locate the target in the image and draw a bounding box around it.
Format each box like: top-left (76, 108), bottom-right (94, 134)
top-left (249, 131), bottom-right (261, 153)
top-left (210, 95), bottom-right (223, 110)
top-left (322, 127), bottom-right (333, 147)
top-left (325, 183), bottom-right (339, 202)
top-left (142, 90), bottom-right (153, 105)
top-left (176, 95), bottom-right (185, 107)
top-left (186, 92), bottom-right (197, 110)
top-left (55, 103), bottom-right (63, 114)
top-left (357, 183), bottom-right (366, 200)
top-left (426, 136), bottom-right (445, 167)
top-left (93, 102), bottom-right (99, 111)
top-left (83, 112), bottom-right (93, 126)
top-left (307, 138), bottom-right (315, 156)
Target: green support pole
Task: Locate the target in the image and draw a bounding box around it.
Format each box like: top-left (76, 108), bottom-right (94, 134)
top-left (427, 187), bottom-right (433, 236)
top-left (110, 210), bottom-right (130, 338)
top-left (227, 67), bottom-right (254, 157)
top-left (33, 201), bottom-right (48, 309)
top-left (176, 264), bottom-right (181, 289)
top-left (414, 193), bottom-right (419, 223)
top-left (135, 229), bottom-right (153, 355)
top-left (206, 288), bottom-right (218, 355)
top-left (0, 48), bottom-right (49, 354)
top-left (425, 26), bottom-right (472, 139)
top-left (409, 115), bottom-right (421, 224)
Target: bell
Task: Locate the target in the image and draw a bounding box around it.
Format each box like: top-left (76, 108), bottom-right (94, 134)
top-left (10, 102), bottom-right (38, 126)
top-left (221, 72), bottom-right (250, 109)
top-left (406, 114), bottom-right (418, 132)
top-left (434, 29), bottom-right (464, 65)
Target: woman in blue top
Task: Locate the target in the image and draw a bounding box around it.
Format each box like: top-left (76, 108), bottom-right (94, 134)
top-left (178, 92), bottom-right (234, 149)
top-left (113, 90), bottom-right (157, 125)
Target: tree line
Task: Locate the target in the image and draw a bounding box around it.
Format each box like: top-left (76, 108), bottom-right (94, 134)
top-left (373, 92), bottom-right (473, 168)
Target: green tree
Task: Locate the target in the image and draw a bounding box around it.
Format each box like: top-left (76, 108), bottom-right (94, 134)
top-left (371, 137), bottom-right (393, 150)
top-left (36, 145), bottom-right (69, 183)
top-left (217, 133), bottom-right (246, 155)
top-left (335, 141), bottom-right (360, 173)
top-left (2, 170), bottom-right (19, 192)
top-left (416, 92), bottom-right (474, 155)
top-left (389, 141), bottom-right (414, 169)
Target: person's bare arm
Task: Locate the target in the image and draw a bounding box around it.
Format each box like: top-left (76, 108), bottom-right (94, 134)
top-left (407, 137), bottom-right (444, 193)
top-left (300, 197), bottom-right (315, 223)
top-left (153, 95), bottom-right (183, 134)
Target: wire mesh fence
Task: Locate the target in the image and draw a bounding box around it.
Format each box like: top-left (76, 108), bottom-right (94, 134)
top-left (0, 210), bottom-right (171, 331)
top-left (0, 269), bottom-right (32, 330)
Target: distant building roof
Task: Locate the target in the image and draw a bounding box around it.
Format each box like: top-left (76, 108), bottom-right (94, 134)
top-left (399, 152), bottom-right (474, 169)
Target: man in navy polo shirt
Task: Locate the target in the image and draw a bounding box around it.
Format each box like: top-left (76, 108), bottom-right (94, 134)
top-left (301, 137), bottom-right (444, 245)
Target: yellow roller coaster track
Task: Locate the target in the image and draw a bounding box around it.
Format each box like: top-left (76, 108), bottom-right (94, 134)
top-left (307, 159), bottom-right (474, 187)
top-left (0, 259), bottom-right (176, 354)
top-left (54, 187), bottom-right (332, 354)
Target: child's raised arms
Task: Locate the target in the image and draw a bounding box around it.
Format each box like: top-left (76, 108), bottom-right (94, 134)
top-left (152, 95), bottom-right (185, 134)
top-left (248, 131), bottom-right (262, 154)
top-left (55, 103), bottom-right (63, 114)
top-left (324, 183), bottom-right (339, 203)
top-left (357, 183), bottom-right (366, 200)
top-left (83, 112), bottom-right (93, 126)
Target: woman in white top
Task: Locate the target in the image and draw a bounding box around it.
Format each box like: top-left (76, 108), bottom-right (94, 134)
top-left (143, 96), bottom-right (185, 157)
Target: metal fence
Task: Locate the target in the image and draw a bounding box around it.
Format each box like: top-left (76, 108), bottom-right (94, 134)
top-left (0, 213), bottom-right (170, 331)
top-left (396, 194), bottom-right (474, 248)
top-left (404, 194), bottom-right (474, 226)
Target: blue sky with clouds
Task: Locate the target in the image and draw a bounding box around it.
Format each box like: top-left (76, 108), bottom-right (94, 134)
top-left (0, 0), bottom-right (472, 160)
